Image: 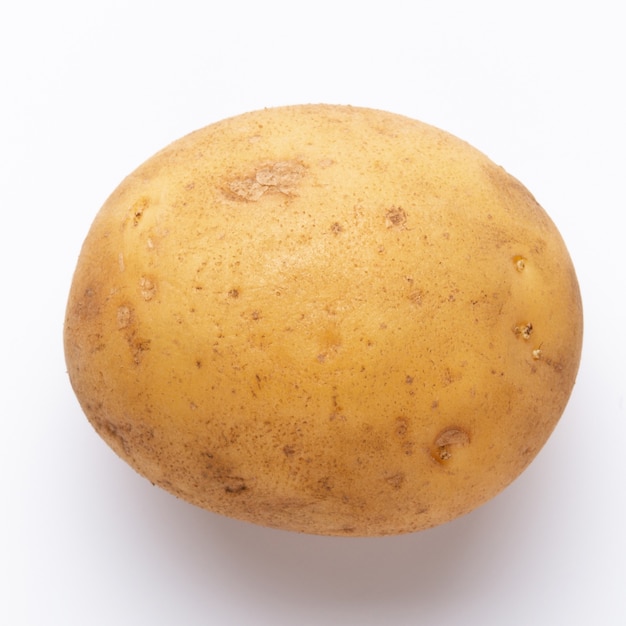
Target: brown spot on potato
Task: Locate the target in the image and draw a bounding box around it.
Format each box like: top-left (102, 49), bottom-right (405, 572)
top-left (385, 206), bottom-right (407, 229)
top-left (99, 419), bottom-right (132, 455)
top-left (318, 476), bottom-right (334, 492)
top-left (329, 395), bottom-right (346, 421)
top-left (402, 442), bottom-right (414, 456)
top-left (92, 416), bottom-right (154, 460)
top-left (385, 472), bottom-right (405, 489)
top-left (224, 478), bottom-right (247, 494)
top-left (128, 196), bottom-right (149, 227)
top-left (395, 416), bottom-right (409, 437)
top-left (125, 333), bottom-right (151, 365)
top-left (514, 322), bottom-right (534, 340)
top-left (408, 289), bottom-right (424, 305)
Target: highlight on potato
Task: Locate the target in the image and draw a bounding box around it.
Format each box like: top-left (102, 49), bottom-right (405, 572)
top-left (64, 104), bottom-right (583, 536)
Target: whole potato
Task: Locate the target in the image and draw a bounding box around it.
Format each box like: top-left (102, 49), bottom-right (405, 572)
top-left (64, 104), bottom-right (582, 536)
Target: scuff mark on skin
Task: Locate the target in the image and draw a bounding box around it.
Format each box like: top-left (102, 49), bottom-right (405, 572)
top-left (228, 161), bottom-right (306, 201)
top-left (140, 276), bottom-right (157, 301)
top-left (116, 305), bottom-right (132, 329)
top-left (432, 427), bottom-right (470, 462)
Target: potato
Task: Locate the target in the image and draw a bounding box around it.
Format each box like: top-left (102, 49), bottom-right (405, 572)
top-left (64, 104), bottom-right (582, 536)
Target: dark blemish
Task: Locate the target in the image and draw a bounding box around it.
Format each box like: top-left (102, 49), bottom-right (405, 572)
top-left (408, 290), bottom-right (423, 305)
top-left (228, 288), bottom-right (239, 298)
top-left (129, 196), bottom-right (149, 227)
top-left (329, 395), bottom-right (346, 421)
top-left (329, 412), bottom-right (347, 422)
top-left (224, 477), bottom-right (247, 494)
top-left (330, 222), bottom-right (344, 234)
top-left (195, 359), bottom-right (202, 368)
top-left (225, 484), bottom-right (247, 494)
top-left (402, 442), bottom-right (414, 456)
top-left (542, 356), bottom-right (564, 373)
top-left (318, 476), bottom-right (334, 492)
top-left (99, 419), bottom-right (131, 455)
top-left (283, 445), bottom-right (295, 457)
top-left (396, 417), bottom-right (409, 437)
top-left (130, 336), bottom-right (151, 365)
top-left (514, 322), bottom-right (533, 340)
top-left (385, 206), bottom-right (407, 229)
top-left (405, 375), bottom-right (414, 384)
top-left (385, 472), bottom-right (405, 489)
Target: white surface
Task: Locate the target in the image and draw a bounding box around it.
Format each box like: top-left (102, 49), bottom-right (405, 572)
top-left (2, 2), bottom-right (624, 625)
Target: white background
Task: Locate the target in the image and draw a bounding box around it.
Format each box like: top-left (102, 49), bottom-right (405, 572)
top-left (2, 1), bottom-right (624, 624)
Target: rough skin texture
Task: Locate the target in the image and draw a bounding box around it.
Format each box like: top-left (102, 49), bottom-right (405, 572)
top-left (64, 104), bottom-right (583, 536)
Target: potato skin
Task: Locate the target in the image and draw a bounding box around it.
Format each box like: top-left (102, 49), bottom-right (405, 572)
top-left (64, 104), bottom-right (583, 536)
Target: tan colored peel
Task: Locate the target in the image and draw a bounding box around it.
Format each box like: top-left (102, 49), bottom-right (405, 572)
top-left (64, 105), bottom-right (582, 536)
